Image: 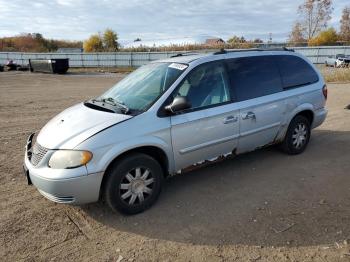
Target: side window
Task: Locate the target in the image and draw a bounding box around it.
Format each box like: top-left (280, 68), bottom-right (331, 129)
top-left (176, 62), bottom-right (231, 109)
top-left (275, 55), bottom-right (319, 89)
top-left (227, 56), bottom-right (283, 101)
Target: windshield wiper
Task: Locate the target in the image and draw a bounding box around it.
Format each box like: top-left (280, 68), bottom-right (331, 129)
top-left (102, 97), bottom-right (130, 114)
top-left (92, 97), bottom-right (130, 114)
top-left (84, 100), bottom-right (116, 113)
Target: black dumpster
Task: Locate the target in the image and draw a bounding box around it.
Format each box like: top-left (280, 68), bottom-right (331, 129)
top-left (29, 59), bottom-right (69, 74)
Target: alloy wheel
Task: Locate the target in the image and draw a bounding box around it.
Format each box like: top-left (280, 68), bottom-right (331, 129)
top-left (292, 123), bottom-right (308, 149)
top-left (119, 167), bottom-right (154, 205)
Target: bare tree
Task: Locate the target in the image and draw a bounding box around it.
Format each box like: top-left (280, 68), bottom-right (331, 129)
top-left (340, 7), bottom-right (350, 42)
top-left (288, 22), bottom-right (307, 44)
top-left (298, 0), bottom-right (333, 40)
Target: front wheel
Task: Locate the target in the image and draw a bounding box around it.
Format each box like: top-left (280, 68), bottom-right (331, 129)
top-left (281, 115), bottom-right (311, 155)
top-left (103, 153), bottom-right (163, 215)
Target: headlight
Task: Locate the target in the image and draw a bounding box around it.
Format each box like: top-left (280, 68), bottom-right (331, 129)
top-left (49, 150), bottom-right (93, 169)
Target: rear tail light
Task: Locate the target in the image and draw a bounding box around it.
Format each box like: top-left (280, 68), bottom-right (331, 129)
top-left (322, 84), bottom-right (328, 100)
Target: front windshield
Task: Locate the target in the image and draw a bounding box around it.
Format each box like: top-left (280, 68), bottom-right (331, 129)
top-left (100, 62), bottom-right (187, 112)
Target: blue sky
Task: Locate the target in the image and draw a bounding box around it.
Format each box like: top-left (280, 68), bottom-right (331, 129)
top-left (0, 0), bottom-right (348, 42)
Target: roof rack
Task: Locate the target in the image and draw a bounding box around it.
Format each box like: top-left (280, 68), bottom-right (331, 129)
top-left (213, 47), bottom-right (294, 55)
top-left (170, 52), bottom-right (200, 58)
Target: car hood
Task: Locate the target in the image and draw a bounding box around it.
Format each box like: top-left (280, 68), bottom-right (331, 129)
top-left (37, 103), bottom-right (132, 149)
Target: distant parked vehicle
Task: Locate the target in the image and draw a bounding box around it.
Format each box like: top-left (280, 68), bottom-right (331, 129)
top-left (1, 61), bottom-right (29, 72)
top-left (5, 60), bottom-right (18, 71)
top-left (325, 54), bottom-right (350, 68)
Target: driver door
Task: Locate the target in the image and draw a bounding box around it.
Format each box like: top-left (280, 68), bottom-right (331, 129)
top-left (169, 61), bottom-right (240, 171)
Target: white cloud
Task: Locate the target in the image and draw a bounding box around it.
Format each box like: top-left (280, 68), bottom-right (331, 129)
top-left (56, 0), bottom-right (79, 6)
top-left (0, 0), bottom-right (347, 41)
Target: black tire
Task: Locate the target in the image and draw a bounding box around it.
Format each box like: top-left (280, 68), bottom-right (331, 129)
top-left (103, 153), bottom-right (163, 215)
top-left (281, 115), bottom-right (311, 155)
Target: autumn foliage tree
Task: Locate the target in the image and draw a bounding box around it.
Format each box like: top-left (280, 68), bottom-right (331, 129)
top-left (340, 6), bottom-right (350, 42)
top-left (84, 29), bottom-right (119, 52)
top-left (308, 27), bottom-right (338, 46)
top-left (83, 34), bottom-right (103, 52)
top-left (103, 29), bottom-right (119, 51)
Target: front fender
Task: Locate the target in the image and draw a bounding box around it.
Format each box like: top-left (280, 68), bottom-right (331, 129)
top-left (84, 136), bottom-right (174, 175)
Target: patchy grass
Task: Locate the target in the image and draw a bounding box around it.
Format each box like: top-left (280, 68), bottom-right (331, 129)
top-left (318, 65), bottom-right (350, 83)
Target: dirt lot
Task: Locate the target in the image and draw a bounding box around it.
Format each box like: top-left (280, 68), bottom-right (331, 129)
top-left (0, 72), bottom-right (350, 261)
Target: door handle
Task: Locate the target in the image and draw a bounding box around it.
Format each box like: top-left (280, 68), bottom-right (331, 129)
top-left (242, 112), bottom-right (256, 120)
top-left (223, 115), bottom-right (238, 124)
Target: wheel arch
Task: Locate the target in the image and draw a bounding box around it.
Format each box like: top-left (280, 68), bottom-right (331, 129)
top-left (107, 145), bottom-right (169, 175)
top-left (287, 103), bottom-right (315, 127)
top-left (277, 104), bottom-right (315, 143)
top-left (99, 145), bottom-right (171, 199)
top-left (294, 109), bottom-right (314, 125)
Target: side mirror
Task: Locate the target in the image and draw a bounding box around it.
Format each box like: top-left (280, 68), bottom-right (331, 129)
top-left (165, 96), bottom-right (191, 113)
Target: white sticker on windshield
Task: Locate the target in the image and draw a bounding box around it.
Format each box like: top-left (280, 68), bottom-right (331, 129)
top-left (169, 63), bottom-right (188, 71)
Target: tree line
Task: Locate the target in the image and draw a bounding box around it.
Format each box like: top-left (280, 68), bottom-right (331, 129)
top-left (289, 0), bottom-right (350, 46)
top-left (0, 33), bottom-right (82, 52)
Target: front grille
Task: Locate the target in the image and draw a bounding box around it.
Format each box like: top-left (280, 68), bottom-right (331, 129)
top-left (30, 142), bottom-right (48, 166)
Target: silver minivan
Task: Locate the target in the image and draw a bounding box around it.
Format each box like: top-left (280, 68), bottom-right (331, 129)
top-left (23, 49), bottom-right (328, 214)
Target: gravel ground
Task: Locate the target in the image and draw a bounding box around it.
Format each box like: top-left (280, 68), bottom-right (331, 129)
top-left (0, 72), bottom-right (350, 261)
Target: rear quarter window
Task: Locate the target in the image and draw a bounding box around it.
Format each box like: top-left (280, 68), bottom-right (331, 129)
top-left (275, 55), bottom-right (319, 89)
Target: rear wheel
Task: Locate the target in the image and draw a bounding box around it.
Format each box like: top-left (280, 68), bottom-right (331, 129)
top-left (103, 153), bottom-right (163, 215)
top-left (281, 115), bottom-right (311, 155)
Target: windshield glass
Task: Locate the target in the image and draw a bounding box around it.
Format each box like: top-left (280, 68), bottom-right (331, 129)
top-left (100, 62), bottom-right (187, 112)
